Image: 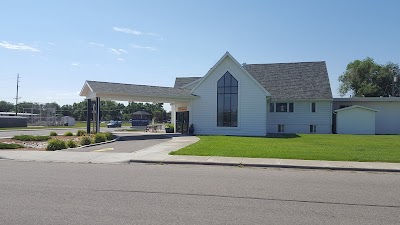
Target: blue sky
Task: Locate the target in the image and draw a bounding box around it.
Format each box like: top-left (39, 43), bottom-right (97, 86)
top-left (1, 0), bottom-right (399, 109)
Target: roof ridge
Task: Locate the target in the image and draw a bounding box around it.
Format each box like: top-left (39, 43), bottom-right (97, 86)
top-left (245, 61), bottom-right (325, 65)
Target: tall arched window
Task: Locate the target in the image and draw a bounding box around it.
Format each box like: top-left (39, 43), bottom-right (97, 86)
top-left (217, 72), bottom-right (238, 127)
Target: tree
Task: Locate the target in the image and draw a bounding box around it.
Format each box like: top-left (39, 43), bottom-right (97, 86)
top-left (339, 58), bottom-right (400, 97)
top-left (0, 101), bottom-right (14, 112)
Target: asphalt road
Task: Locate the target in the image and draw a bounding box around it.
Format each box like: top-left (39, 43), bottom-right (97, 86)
top-left (64, 133), bottom-right (173, 153)
top-left (0, 161), bottom-right (399, 225)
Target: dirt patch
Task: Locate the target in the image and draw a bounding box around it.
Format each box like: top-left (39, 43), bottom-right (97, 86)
top-left (0, 136), bottom-right (80, 151)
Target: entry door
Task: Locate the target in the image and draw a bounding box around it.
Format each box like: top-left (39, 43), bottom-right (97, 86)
top-left (176, 111), bottom-right (189, 134)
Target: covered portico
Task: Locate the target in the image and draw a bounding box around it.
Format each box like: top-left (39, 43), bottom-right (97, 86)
top-left (79, 80), bottom-right (196, 134)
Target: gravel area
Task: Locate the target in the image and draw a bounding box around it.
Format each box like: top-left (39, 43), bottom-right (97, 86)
top-left (0, 136), bottom-right (80, 151)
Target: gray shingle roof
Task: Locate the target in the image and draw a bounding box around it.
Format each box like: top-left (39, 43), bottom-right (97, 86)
top-left (243, 62), bottom-right (332, 100)
top-left (86, 81), bottom-right (193, 98)
top-left (174, 77), bottom-right (202, 88)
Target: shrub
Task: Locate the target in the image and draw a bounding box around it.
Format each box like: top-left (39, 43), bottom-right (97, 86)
top-left (80, 135), bottom-right (92, 146)
top-left (0, 143), bottom-right (24, 149)
top-left (165, 124), bottom-right (174, 129)
top-left (12, 135), bottom-right (51, 141)
top-left (66, 140), bottom-right (77, 148)
top-left (50, 132), bottom-right (58, 136)
top-left (76, 130), bottom-right (87, 136)
top-left (94, 133), bottom-right (107, 143)
top-left (64, 131), bottom-right (73, 136)
top-left (104, 132), bottom-right (113, 141)
top-left (46, 139), bottom-right (67, 151)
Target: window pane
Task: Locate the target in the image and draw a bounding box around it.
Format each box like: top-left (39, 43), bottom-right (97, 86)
top-left (231, 112), bottom-right (237, 127)
top-left (231, 86), bottom-right (238, 94)
top-left (231, 94), bottom-right (238, 113)
top-left (231, 77), bottom-right (238, 87)
top-left (224, 94), bottom-right (231, 111)
top-left (276, 103), bottom-right (287, 112)
top-left (289, 103), bottom-right (294, 112)
top-left (217, 77), bottom-right (224, 87)
top-left (269, 103), bottom-right (274, 112)
top-left (217, 87), bottom-right (224, 94)
top-left (311, 102), bottom-right (316, 112)
top-left (224, 72), bottom-right (232, 86)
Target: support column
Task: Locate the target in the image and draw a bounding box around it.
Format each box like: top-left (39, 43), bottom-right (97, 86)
top-left (86, 99), bottom-right (91, 134)
top-left (96, 97), bottom-right (100, 133)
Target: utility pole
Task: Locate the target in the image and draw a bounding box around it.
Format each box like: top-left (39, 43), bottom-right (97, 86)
top-left (15, 74), bottom-right (21, 116)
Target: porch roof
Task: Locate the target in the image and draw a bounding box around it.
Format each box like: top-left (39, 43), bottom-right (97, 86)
top-left (80, 80), bottom-right (195, 103)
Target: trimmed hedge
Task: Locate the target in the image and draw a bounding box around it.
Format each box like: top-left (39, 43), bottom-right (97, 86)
top-left (12, 135), bottom-right (51, 141)
top-left (104, 132), bottom-right (113, 141)
top-left (0, 143), bottom-right (24, 149)
top-left (94, 133), bottom-right (107, 143)
top-left (46, 139), bottom-right (67, 151)
top-left (49, 132), bottom-right (58, 136)
top-left (76, 130), bottom-right (87, 136)
top-left (64, 131), bottom-right (73, 136)
top-left (80, 135), bottom-right (92, 146)
top-left (66, 140), bottom-right (77, 148)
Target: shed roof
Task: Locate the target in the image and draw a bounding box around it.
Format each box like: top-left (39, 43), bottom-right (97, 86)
top-left (334, 105), bottom-right (379, 113)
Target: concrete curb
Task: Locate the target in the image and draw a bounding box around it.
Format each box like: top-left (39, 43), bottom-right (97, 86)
top-left (61, 135), bottom-right (121, 151)
top-left (128, 159), bottom-right (400, 173)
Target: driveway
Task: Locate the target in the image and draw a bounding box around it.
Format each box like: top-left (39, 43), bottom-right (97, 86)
top-left (64, 132), bottom-right (174, 153)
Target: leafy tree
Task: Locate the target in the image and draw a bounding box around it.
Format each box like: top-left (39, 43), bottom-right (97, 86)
top-left (339, 58), bottom-right (400, 97)
top-left (0, 101), bottom-right (14, 112)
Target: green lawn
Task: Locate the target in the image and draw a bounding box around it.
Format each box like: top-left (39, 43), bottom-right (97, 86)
top-left (170, 134), bottom-right (400, 163)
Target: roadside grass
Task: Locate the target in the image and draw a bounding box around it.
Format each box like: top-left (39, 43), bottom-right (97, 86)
top-left (170, 134), bottom-right (400, 163)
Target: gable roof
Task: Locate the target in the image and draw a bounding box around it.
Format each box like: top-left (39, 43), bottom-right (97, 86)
top-left (334, 105), bottom-right (379, 113)
top-left (190, 52), bottom-right (271, 96)
top-left (174, 77), bottom-right (202, 88)
top-left (80, 80), bottom-right (193, 98)
top-left (243, 62), bottom-right (332, 100)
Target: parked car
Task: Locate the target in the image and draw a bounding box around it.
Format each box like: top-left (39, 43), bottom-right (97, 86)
top-left (107, 121), bottom-right (122, 128)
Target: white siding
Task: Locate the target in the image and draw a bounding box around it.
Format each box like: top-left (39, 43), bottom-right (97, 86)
top-left (333, 101), bottom-right (400, 134)
top-left (266, 101), bottom-right (332, 134)
top-left (336, 108), bottom-right (376, 134)
top-left (190, 56), bottom-right (267, 136)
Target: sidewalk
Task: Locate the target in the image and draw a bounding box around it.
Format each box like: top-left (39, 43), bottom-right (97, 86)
top-left (1, 135), bottom-right (400, 172)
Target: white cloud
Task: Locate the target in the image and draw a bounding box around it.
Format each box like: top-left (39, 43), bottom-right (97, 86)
top-left (113, 26), bottom-right (160, 38)
top-left (117, 58), bottom-right (125, 62)
top-left (109, 48), bottom-right (128, 55)
top-left (71, 62), bottom-right (80, 66)
top-left (0, 41), bottom-right (40, 52)
top-left (113, 27), bottom-right (143, 35)
top-left (130, 44), bottom-right (157, 51)
top-left (89, 42), bottom-right (105, 47)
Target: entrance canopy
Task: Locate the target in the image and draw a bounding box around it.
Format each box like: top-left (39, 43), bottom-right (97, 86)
top-left (79, 80), bottom-right (196, 134)
top-left (80, 80), bottom-right (195, 103)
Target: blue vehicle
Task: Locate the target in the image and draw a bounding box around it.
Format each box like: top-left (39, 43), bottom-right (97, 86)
top-left (107, 121), bottom-right (121, 128)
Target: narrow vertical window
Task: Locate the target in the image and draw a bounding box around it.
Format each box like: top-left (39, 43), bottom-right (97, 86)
top-left (311, 102), bottom-right (316, 112)
top-left (278, 124), bottom-right (284, 133)
top-left (310, 125), bottom-right (316, 133)
top-left (217, 72), bottom-right (238, 127)
top-left (289, 103), bottom-right (294, 112)
top-left (269, 103), bottom-right (274, 112)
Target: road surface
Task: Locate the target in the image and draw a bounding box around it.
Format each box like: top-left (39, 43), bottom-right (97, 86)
top-left (0, 161), bottom-right (399, 225)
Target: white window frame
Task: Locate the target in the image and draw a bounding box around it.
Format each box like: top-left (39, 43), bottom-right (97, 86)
top-left (311, 102), bottom-right (316, 113)
top-left (310, 125), bottom-right (317, 133)
top-left (278, 124), bottom-right (285, 133)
